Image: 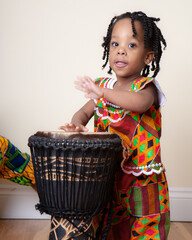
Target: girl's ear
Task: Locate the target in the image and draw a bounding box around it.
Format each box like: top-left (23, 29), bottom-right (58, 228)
top-left (145, 51), bottom-right (154, 65)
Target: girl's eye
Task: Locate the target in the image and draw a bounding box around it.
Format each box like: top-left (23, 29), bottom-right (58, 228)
top-left (112, 42), bottom-right (118, 47)
top-left (128, 43), bottom-right (136, 48)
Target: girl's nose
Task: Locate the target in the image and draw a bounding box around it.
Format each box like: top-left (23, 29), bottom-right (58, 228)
top-left (118, 48), bottom-right (126, 55)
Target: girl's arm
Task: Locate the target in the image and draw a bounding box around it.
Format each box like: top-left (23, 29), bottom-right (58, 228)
top-left (59, 100), bottom-right (95, 132)
top-left (75, 76), bottom-right (157, 113)
top-left (101, 84), bottom-right (157, 112)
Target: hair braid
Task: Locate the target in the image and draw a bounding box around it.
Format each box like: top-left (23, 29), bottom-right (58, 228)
top-left (130, 14), bottom-right (136, 37)
top-left (101, 11), bottom-right (167, 77)
top-left (102, 16), bottom-right (117, 71)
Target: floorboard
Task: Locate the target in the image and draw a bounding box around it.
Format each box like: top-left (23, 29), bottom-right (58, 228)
top-left (0, 220), bottom-right (191, 239)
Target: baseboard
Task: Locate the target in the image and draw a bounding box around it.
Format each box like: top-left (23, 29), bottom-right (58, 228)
top-left (0, 183), bottom-right (50, 219)
top-left (169, 187), bottom-right (192, 221)
top-left (0, 183), bottom-right (191, 221)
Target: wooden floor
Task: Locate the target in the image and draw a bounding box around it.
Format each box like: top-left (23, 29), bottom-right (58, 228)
top-left (0, 220), bottom-right (191, 239)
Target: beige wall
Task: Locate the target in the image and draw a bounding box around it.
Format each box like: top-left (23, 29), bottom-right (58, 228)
top-left (0, 0), bottom-right (191, 188)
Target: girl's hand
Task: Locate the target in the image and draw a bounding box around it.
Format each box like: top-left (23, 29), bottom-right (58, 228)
top-left (59, 123), bottom-right (88, 132)
top-left (75, 76), bottom-right (103, 99)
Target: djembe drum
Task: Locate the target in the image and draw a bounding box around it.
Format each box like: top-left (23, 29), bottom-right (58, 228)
top-left (28, 131), bottom-right (122, 240)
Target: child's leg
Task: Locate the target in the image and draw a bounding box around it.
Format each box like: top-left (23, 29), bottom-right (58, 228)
top-left (0, 135), bottom-right (35, 186)
top-left (130, 212), bottom-right (170, 240)
top-left (93, 173), bottom-right (135, 239)
top-left (110, 212), bottom-right (170, 240)
top-left (112, 171), bottom-right (170, 240)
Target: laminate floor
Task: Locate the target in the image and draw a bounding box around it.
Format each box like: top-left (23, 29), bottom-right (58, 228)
top-left (0, 220), bottom-right (191, 240)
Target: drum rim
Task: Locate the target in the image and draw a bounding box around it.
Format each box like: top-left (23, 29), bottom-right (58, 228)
top-left (28, 131), bottom-right (123, 150)
top-left (34, 131), bottom-right (119, 139)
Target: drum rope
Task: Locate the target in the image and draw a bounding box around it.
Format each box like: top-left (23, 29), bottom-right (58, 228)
top-left (65, 146), bottom-right (110, 240)
top-left (28, 135), bottom-right (123, 240)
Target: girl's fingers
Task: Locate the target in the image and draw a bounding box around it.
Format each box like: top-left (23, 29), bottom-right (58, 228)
top-left (75, 85), bottom-right (88, 93)
top-left (59, 124), bottom-right (88, 133)
top-left (84, 75), bottom-right (93, 83)
top-left (84, 93), bottom-right (90, 98)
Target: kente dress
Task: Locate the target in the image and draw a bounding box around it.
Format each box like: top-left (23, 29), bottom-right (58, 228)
top-left (93, 77), bottom-right (170, 240)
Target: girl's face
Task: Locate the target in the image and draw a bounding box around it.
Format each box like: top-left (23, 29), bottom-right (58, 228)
top-left (109, 18), bottom-right (154, 81)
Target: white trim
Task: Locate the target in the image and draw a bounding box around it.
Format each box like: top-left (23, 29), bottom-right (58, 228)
top-left (0, 183), bottom-right (50, 219)
top-left (169, 187), bottom-right (192, 222)
top-left (0, 184), bottom-right (192, 221)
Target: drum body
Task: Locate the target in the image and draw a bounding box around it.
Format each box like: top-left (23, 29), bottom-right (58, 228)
top-left (28, 131), bottom-right (122, 221)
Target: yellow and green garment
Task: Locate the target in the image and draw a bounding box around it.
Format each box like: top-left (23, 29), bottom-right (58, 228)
top-left (0, 135), bottom-right (35, 186)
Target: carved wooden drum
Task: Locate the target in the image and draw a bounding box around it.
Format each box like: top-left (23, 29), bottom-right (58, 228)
top-left (28, 131), bottom-right (122, 240)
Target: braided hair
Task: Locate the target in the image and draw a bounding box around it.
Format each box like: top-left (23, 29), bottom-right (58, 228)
top-left (102, 11), bottom-right (167, 77)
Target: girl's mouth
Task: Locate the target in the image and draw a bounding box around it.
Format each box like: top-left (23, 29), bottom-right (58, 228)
top-left (115, 61), bottom-right (127, 68)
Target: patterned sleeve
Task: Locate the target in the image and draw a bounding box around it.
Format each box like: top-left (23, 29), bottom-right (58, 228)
top-left (131, 77), bottom-right (166, 107)
top-left (0, 136), bottom-right (35, 186)
top-left (94, 77), bottom-right (103, 86)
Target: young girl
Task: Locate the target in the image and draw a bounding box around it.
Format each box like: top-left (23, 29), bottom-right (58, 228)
top-left (60, 11), bottom-right (170, 240)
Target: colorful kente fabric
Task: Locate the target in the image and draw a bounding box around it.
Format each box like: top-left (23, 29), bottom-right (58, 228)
top-left (0, 135), bottom-right (35, 185)
top-left (94, 172), bottom-right (170, 239)
top-left (94, 77), bottom-right (165, 176)
top-left (129, 212), bottom-right (170, 240)
top-left (105, 212), bottom-right (170, 240)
